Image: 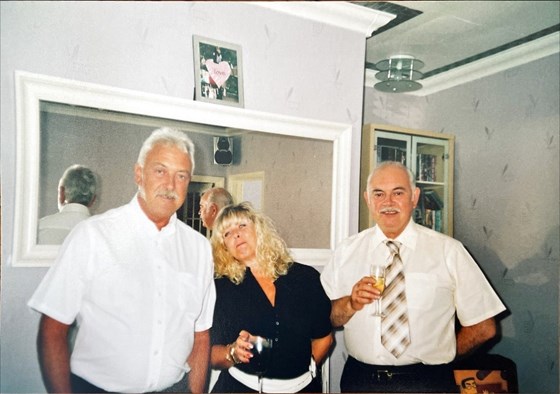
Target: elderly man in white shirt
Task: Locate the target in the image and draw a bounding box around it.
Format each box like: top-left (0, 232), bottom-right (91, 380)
top-left (321, 161), bottom-right (506, 393)
top-left (29, 128), bottom-right (216, 394)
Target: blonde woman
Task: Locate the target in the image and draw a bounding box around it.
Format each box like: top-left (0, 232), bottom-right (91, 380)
top-left (210, 202), bottom-right (333, 393)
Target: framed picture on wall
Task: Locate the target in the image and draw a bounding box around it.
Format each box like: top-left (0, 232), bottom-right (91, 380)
top-left (193, 35), bottom-right (244, 108)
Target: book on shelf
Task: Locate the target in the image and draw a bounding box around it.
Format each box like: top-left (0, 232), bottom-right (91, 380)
top-left (423, 189), bottom-right (444, 210)
top-left (417, 153), bottom-right (437, 182)
top-left (421, 209), bottom-right (443, 232)
top-left (434, 210), bottom-right (442, 232)
top-left (377, 145), bottom-right (406, 165)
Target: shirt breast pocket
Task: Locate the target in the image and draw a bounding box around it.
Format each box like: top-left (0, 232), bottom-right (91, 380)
top-left (170, 272), bottom-right (203, 316)
top-left (405, 273), bottom-right (437, 311)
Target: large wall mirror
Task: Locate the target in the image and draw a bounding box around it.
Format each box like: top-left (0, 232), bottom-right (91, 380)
top-left (13, 71), bottom-right (352, 267)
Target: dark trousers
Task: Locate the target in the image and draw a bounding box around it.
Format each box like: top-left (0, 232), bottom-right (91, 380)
top-left (71, 373), bottom-right (191, 393)
top-left (340, 356), bottom-right (458, 393)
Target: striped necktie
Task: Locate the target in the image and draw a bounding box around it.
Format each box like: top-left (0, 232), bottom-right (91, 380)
top-left (381, 240), bottom-right (411, 358)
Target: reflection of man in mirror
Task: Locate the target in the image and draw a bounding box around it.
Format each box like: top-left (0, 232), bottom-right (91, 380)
top-left (199, 187), bottom-right (234, 231)
top-left (37, 164), bottom-right (97, 245)
top-left (28, 128), bottom-right (216, 393)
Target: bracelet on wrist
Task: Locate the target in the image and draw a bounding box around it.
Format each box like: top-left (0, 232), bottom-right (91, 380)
top-left (225, 343), bottom-right (241, 365)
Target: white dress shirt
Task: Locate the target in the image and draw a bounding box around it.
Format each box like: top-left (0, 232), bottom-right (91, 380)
top-left (38, 203), bottom-right (91, 244)
top-left (321, 219), bottom-right (506, 366)
top-left (29, 195), bottom-right (216, 392)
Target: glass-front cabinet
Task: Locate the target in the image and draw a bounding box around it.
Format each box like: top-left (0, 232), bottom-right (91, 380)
top-left (360, 124), bottom-right (455, 236)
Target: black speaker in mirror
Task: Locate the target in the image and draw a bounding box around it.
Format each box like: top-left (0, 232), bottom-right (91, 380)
top-left (213, 136), bottom-right (233, 165)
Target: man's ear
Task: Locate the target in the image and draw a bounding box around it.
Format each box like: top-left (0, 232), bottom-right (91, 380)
top-left (412, 187), bottom-right (421, 208)
top-left (134, 163), bottom-right (143, 186)
top-left (363, 190), bottom-right (373, 212)
top-left (58, 186), bottom-right (66, 205)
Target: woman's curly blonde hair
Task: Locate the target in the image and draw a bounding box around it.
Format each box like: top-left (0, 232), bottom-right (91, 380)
top-left (211, 202), bottom-right (293, 284)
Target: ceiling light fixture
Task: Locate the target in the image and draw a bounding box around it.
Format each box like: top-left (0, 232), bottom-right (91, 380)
top-left (374, 55), bottom-right (424, 93)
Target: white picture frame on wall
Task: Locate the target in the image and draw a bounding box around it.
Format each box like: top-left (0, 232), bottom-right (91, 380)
top-left (193, 35), bottom-right (244, 108)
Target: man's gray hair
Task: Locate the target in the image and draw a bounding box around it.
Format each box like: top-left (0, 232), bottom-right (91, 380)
top-left (203, 187), bottom-right (234, 209)
top-left (137, 127), bottom-right (196, 172)
top-left (366, 161), bottom-right (416, 196)
top-left (60, 164), bottom-right (97, 206)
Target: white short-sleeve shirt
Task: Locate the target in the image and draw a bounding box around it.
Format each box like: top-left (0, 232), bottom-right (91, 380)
top-left (321, 219), bottom-right (506, 366)
top-left (28, 195), bottom-right (216, 392)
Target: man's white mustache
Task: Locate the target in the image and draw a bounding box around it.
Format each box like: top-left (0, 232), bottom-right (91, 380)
top-left (380, 207), bottom-right (400, 214)
top-left (158, 191), bottom-right (178, 199)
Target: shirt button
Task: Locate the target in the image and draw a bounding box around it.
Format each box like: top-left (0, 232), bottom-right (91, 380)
top-left (275, 321), bottom-right (280, 326)
top-left (275, 338), bottom-right (279, 342)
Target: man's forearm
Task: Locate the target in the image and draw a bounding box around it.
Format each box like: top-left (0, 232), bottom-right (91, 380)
top-left (456, 317), bottom-right (497, 356)
top-left (330, 296), bottom-right (356, 328)
top-left (37, 315), bottom-right (72, 393)
top-left (187, 330), bottom-right (210, 394)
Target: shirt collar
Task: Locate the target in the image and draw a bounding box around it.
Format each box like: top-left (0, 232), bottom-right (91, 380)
top-left (60, 203), bottom-right (91, 215)
top-left (130, 193), bottom-right (177, 237)
top-left (373, 218), bottom-right (418, 251)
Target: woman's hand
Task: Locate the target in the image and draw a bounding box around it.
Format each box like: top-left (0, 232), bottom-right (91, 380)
top-left (231, 330), bottom-right (254, 364)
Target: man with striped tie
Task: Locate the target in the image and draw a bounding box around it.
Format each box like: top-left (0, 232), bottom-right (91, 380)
top-left (321, 161), bottom-right (506, 393)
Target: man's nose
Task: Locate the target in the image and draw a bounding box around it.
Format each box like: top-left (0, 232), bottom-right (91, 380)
top-left (164, 173), bottom-right (177, 189)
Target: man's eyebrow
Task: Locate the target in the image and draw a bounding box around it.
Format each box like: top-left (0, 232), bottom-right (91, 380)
top-left (370, 186), bottom-right (407, 192)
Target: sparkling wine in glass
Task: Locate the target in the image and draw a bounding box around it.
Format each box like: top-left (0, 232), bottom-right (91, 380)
top-left (250, 336), bottom-right (273, 393)
top-left (370, 264), bottom-right (386, 317)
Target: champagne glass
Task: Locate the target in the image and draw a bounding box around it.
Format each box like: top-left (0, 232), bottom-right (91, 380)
top-left (370, 264), bottom-right (386, 317)
top-left (250, 336), bottom-right (273, 393)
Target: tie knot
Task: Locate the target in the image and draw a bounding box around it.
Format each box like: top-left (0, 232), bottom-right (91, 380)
top-left (385, 240), bottom-right (400, 255)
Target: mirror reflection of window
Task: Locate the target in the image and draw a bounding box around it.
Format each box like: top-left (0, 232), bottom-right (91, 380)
top-left (180, 182), bottom-right (208, 238)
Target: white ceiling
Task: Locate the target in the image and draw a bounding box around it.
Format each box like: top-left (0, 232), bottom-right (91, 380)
top-left (359, 1), bottom-right (560, 95)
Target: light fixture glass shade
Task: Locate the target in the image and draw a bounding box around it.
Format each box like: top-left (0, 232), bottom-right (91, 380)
top-left (374, 55), bottom-right (424, 93)
top-left (374, 79), bottom-right (423, 93)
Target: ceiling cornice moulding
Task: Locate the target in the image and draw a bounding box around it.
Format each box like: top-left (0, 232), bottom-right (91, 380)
top-left (252, 1), bottom-right (396, 37)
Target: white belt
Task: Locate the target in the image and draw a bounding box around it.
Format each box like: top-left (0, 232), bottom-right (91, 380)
top-left (228, 358), bottom-right (316, 393)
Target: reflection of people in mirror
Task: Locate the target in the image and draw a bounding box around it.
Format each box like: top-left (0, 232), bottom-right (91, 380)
top-left (199, 187), bottom-right (234, 231)
top-left (28, 128), bottom-right (216, 393)
top-left (37, 164), bottom-right (97, 245)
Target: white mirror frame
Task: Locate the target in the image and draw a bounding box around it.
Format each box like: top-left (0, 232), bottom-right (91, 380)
top-left (13, 70), bottom-right (352, 267)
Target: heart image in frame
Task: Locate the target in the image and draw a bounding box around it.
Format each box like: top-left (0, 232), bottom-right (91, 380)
top-left (205, 60), bottom-right (232, 88)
